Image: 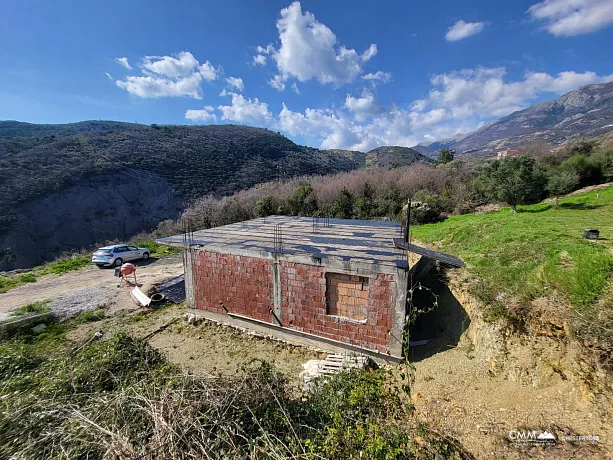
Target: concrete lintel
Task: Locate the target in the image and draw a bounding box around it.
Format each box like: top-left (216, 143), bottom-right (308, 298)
top-left (0, 312), bottom-right (53, 340)
top-left (186, 307), bottom-right (403, 364)
top-left (178, 244), bottom-right (404, 275)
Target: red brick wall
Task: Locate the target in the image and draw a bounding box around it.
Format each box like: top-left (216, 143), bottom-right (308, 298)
top-left (280, 261), bottom-right (396, 354)
top-left (190, 251), bottom-right (397, 354)
top-left (191, 251), bottom-right (273, 323)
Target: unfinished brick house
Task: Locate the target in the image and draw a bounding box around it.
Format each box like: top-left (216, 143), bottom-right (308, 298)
top-left (158, 216), bottom-right (463, 362)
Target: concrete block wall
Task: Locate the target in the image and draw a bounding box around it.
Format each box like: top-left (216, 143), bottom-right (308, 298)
top-left (190, 250), bottom-right (398, 356)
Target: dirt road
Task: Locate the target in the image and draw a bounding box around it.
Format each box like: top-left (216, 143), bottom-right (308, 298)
top-left (0, 257), bottom-right (184, 321)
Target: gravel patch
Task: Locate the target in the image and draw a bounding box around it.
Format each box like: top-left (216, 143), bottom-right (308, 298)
top-left (47, 286), bottom-right (115, 321)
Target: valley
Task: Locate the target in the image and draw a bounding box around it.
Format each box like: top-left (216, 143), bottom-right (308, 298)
top-left (1, 83), bottom-right (613, 460)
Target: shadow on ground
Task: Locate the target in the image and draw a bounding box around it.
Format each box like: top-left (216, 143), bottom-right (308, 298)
top-left (407, 267), bottom-right (471, 362)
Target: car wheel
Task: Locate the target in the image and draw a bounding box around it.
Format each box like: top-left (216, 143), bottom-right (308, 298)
top-left (114, 258), bottom-right (123, 267)
top-left (142, 252), bottom-right (150, 260)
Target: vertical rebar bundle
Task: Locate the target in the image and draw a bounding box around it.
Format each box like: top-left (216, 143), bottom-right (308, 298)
top-left (273, 224), bottom-right (283, 254)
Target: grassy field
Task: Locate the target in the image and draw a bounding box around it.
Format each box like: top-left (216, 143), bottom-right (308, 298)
top-left (0, 254), bottom-right (91, 293)
top-left (132, 238), bottom-right (182, 258)
top-left (413, 186), bottom-right (613, 320)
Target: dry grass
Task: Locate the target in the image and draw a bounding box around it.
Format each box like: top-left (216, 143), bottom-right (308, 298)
top-left (0, 325), bottom-right (472, 459)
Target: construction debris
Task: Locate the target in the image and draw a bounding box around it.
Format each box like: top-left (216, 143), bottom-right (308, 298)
top-left (71, 331), bottom-right (104, 356)
top-left (142, 317), bottom-right (182, 341)
top-left (131, 287), bottom-right (152, 307)
top-left (157, 275), bottom-right (186, 304)
top-left (31, 323), bottom-right (47, 333)
top-left (300, 353), bottom-right (370, 390)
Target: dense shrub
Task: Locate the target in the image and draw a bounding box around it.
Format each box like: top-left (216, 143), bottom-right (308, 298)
top-left (475, 156), bottom-right (548, 211)
top-left (135, 134), bottom-right (613, 239)
top-left (0, 332), bottom-right (469, 459)
top-left (331, 187), bottom-right (355, 218)
top-left (253, 194), bottom-right (276, 217)
top-left (561, 154), bottom-right (602, 186)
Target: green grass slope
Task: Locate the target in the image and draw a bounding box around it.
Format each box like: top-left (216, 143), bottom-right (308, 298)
top-left (413, 186), bottom-right (613, 317)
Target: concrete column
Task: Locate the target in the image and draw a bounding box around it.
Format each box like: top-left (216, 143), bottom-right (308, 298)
top-left (389, 267), bottom-right (409, 357)
top-left (183, 248), bottom-right (196, 309)
top-left (271, 255), bottom-right (282, 325)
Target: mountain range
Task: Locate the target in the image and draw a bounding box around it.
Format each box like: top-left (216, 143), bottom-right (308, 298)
top-left (0, 122), bottom-right (429, 269)
top-left (417, 80), bottom-right (613, 156)
top-left (3, 80), bottom-right (612, 269)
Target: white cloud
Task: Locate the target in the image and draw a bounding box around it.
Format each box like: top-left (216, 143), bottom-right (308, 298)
top-left (218, 92), bottom-right (273, 125)
top-left (278, 103), bottom-right (417, 151)
top-left (411, 99), bottom-right (427, 111)
top-left (344, 89), bottom-right (377, 121)
top-left (253, 54), bottom-right (267, 66)
top-left (361, 44), bottom-right (378, 61)
top-left (425, 66), bottom-right (613, 120)
top-left (291, 82), bottom-right (301, 94)
top-left (268, 74), bottom-right (286, 91)
top-left (198, 61), bottom-right (218, 81)
top-left (362, 71), bottom-right (392, 84)
top-left (273, 65), bottom-right (613, 151)
top-left (115, 57), bottom-right (132, 70)
top-left (445, 20), bottom-right (486, 41)
top-left (252, 45), bottom-right (274, 66)
top-left (115, 51), bottom-right (218, 99)
top-left (116, 73), bottom-right (205, 99)
top-left (142, 51), bottom-right (198, 77)
top-left (225, 76), bottom-right (245, 91)
top-left (257, 44), bottom-right (275, 55)
top-left (105, 72), bottom-right (113, 80)
top-left (264, 1), bottom-right (380, 88)
top-left (185, 105), bottom-right (217, 122)
top-left (528, 0), bottom-right (613, 36)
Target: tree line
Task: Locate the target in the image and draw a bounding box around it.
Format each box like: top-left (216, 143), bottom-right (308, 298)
top-left (143, 135), bottom-right (613, 239)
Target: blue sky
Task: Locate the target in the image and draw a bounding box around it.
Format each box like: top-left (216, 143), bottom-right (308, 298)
top-left (1, 0), bottom-right (613, 150)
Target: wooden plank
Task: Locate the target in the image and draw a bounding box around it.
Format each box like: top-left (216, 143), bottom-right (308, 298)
top-left (393, 238), bottom-right (465, 267)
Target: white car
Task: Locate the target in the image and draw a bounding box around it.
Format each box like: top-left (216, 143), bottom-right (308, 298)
top-left (92, 244), bottom-right (150, 267)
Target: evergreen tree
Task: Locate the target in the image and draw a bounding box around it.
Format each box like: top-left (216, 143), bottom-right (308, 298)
top-left (437, 148), bottom-right (455, 165)
top-left (331, 187), bottom-right (355, 219)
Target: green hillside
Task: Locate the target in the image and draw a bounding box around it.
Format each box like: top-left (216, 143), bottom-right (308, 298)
top-left (0, 122), bottom-right (364, 206)
top-left (0, 121), bottom-right (366, 269)
top-left (366, 146), bottom-right (433, 168)
top-left (413, 186), bottom-right (613, 331)
top-left (0, 120), bottom-right (142, 139)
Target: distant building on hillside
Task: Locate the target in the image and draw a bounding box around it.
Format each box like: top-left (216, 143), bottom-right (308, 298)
top-left (496, 149), bottom-right (520, 159)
